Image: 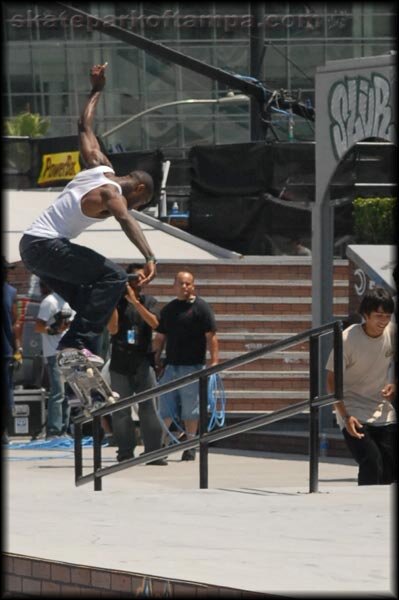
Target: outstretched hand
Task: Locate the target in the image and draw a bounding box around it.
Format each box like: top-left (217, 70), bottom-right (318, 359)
top-left (90, 63), bottom-right (108, 91)
top-left (140, 261), bottom-right (157, 286)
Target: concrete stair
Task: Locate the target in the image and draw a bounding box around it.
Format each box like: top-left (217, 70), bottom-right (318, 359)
top-left (149, 294), bottom-right (348, 315)
top-left (148, 258), bottom-right (350, 419)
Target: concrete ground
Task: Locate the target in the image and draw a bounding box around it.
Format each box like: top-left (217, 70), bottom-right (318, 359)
top-left (4, 438), bottom-right (396, 596)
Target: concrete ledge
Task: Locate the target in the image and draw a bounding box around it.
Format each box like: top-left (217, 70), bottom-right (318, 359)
top-left (155, 257), bottom-right (349, 266)
top-left (155, 295), bottom-right (348, 304)
top-left (5, 443), bottom-right (392, 595)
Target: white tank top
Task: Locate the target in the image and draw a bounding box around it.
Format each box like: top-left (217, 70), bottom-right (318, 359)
top-left (24, 166), bottom-right (122, 239)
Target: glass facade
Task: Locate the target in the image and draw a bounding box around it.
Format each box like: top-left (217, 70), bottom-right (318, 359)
top-left (3, 2), bottom-right (396, 155)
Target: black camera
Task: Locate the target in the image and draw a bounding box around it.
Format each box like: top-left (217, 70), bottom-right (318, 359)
top-left (47, 308), bottom-right (73, 335)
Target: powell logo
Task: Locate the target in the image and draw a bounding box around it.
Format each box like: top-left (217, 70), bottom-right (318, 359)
top-left (328, 73), bottom-right (395, 160)
top-left (38, 150), bottom-right (80, 185)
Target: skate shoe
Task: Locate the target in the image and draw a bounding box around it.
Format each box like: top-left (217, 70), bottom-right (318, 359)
top-left (80, 348), bottom-right (104, 367)
top-left (57, 347), bottom-right (104, 368)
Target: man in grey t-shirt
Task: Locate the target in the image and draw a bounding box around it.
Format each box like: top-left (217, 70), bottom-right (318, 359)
top-left (326, 287), bottom-right (396, 486)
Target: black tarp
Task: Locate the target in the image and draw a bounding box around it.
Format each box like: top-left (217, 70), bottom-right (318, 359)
top-left (109, 149), bottom-right (164, 203)
top-left (189, 191), bottom-right (273, 255)
top-left (270, 142), bottom-right (315, 202)
top-left (187, 141), bottom-right (382, 253)
top-left (188, 142), bottom-right (315, 254)
top-left (189, 142), bottom-right (273, 196)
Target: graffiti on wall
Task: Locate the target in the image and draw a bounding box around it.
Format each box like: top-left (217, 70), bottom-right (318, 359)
top-left (328, 73), bottom-right (395, 160)
top-left (135, 576), bottom-right (174, 597)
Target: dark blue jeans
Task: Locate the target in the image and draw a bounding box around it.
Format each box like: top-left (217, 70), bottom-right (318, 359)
top-left (19, 234), bottom-right (127, 352)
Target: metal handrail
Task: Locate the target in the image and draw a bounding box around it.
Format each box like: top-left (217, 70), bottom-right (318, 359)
top-left (73, 320), bottom-right (343, 493)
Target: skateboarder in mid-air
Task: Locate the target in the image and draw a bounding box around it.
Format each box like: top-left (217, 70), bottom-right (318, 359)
top-left (19, 63), bottom-right (157, 367)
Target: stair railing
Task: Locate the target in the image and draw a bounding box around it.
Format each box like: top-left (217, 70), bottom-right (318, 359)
top-left (73, 321), bottom-right (343, 492)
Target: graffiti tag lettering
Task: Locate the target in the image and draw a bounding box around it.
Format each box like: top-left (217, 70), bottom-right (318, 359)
top-left (328, 73), bottom-right (395, 160)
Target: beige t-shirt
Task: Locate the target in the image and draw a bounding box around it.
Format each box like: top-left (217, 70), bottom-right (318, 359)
top-left (326, 321), bottom-right (396, 429)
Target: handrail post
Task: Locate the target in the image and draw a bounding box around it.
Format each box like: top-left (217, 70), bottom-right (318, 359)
top-left (70, 321), bottom-right (342, 490)
top-left (74, 420), bottom-right (83, 485)
top-left (309, 334), bottom-right (320, 493)
top-left (333, 321), bottom-right (344, 402)
top-left (93, 415), bottom-right (102, 491)
top-left (199, 375), bottom-right (209, 489)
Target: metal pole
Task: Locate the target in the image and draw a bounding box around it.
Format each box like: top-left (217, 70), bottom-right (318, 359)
top-left (93, 416), bottom-right (102, 491)
top-left (102, 97), bottom-right (249, 139)
top-left (309, 335), bottom-right (320, 493)
top-left (333, 320), bottom-right (344, 401)
top-left (250, 3), bottom-right (265, 141)
top-left (74, 421), bottom-right (83, 485)
top-left (312, 199), bottom-right (335, 431)
top-left (199, 375), bottom-right (209, 489)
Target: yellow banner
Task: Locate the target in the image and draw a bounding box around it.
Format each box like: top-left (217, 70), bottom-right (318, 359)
top-left (37, 151), bottom-right (81, 184)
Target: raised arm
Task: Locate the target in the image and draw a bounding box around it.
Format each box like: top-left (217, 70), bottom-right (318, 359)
top-left (78, 63), bottom-right (113, 169)
top-left (124, 284), bottom-right (159, 330)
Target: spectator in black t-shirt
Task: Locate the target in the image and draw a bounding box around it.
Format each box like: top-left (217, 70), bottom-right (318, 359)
top-left (153, 270), bottom-right (219, 461)
top-left (107, 264), bottom-right (166, 465)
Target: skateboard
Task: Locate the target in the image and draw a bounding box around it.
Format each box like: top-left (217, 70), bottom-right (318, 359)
top-left (57, 349), bottom-right (119, 418)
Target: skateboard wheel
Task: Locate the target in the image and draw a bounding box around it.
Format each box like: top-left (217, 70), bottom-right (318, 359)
top-left (112, 391), bottom-right (120, 399)
top-left (92, 401), bottom-right (104, 411)
top-left (86, 368), bottom-right (94, 377)
top-left (83, 408), bottom-right (91, 418)
top-left (108, 396), bottom-right (116, 404)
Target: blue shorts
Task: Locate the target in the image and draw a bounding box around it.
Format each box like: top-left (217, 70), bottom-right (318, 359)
top-left (158, 364), bottom-right (204, 421)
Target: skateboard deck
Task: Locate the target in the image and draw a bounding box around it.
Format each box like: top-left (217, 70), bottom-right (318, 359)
top-left (57, 349), bottom-right (119, 417)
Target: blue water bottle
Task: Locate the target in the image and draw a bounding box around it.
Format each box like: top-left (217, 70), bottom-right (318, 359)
top-left (320, 433), bottom-right (328, 457)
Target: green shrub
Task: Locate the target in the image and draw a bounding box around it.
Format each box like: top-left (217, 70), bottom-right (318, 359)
top-left (353, 197), bottom-right (396, 244)
top-left (4, 111), bottom-right (50, 137)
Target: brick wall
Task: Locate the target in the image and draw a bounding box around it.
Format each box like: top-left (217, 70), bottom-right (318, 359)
top-left (3, 553), bottom-right (269, 598)
top-left (6, 258), bottom-right (349, 296)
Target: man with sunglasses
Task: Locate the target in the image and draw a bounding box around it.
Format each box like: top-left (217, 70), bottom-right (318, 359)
top-left (20, 63), bottom-right (157, 366)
